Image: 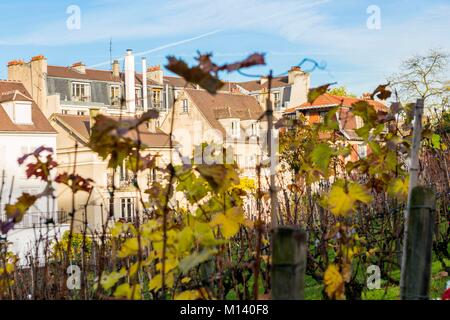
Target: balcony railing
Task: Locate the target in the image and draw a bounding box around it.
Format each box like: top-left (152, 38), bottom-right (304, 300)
top-left (0, 211), bottom-right (69, 229)
top-left (107, 173), bottom-right (134, 189)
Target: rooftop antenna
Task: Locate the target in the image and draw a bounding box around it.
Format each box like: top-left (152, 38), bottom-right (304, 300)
top-left (109, 37), bottom-right (113, 67)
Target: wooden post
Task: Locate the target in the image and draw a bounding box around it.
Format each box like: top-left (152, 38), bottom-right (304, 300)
top-left (400, 99), bottom-right (424, 291)
top-left (271, 227), bottom-right (307, 300)
top-left (400, 186), bottom-right (436, 299)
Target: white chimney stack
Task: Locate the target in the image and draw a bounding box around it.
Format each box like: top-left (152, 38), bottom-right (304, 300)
top-left (124, 49), bottom-right (136, 113)
top-left (142, 57), bottom-right (148, 112)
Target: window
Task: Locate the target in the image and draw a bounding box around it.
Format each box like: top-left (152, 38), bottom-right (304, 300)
top-left (357, 144), bottom-right (367, 158)
top-left (119, 160), bottom-right (130, 182)
top-left (148, 168), bottom-right (158, 185)
top-left (62, 110), bottom-right (69, 115)
top-left (152, 89), bottom-right (162, 109)
top-left (120, 198), bottom-right (135, 221)
top-left (319, 111), bottom-right (327, 123)
top-left (273, 92), bottom-right (281, 109)
top-left (251, 122), bottom-right (259, 137)
top-left (77, 111), bottom-right (85, 116)
top-left (355, 115), bottom-right (364, 129)
top-left (182, 99), bottom-right (189, 113)
top-left (71, 82), bottom-right (91, 102)
top-left (135, 87), bottom-right (142, 107)
top-left (110, 85), bottom-right (121, 106)
top-left (231, 120), bottom-right (240, 137)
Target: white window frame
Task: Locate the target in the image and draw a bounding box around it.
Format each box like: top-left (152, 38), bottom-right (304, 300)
top-left (71, 82), bottom-right (91, 102)
top-left (251, 122), bottom-right (259, 137)
top-left (110, 85), bottom-right (121, 106)
top-left (231, 120), bottom-right (240, 138)
top-left (182, 99), bottom-right (189, 113)
top-left (120, 198), bottom-right (135, 221)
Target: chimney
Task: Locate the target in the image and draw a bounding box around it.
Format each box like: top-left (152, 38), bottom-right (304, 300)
top-left (112, 60), bottom-right (120, 78)
top-left (288, 67), bottom-right (310, 108)
top-left (141, 57), bottom-right (148, 111)
top-left (260, 76), bottom-right (268, 85)
top-left (147, 65), bottom-right (163, 84)
top-left (124, 49), bottom-right (136, 113)
top-left (361, 92), bottom-right (372, 100)
top-left (71, 61), bottom-right (86, 74)
top-left (89, 107), bottom-right (101, 134)
top-left (288, 66), bottom-right (304, 85)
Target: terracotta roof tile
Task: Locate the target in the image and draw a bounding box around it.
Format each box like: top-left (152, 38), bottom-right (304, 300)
top-left (286, 93), bottom-right (387, 112)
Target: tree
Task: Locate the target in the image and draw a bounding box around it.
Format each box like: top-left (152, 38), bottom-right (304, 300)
top-left (328, 86), bottom-right (356, 98)
top-left (389, 49), bottom-right (449, 111)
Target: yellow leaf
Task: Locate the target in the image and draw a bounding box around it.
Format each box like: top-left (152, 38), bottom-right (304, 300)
top-left (149, 272), bottom-right (174, 292)
top-left (114, 283), bottom-right (141, 300)
top-left (328, 181), bottom-right (372, 216)
top-left (324, 264), bottom-right (345, 300)
top-left (176, 226), bottom-right (194, 253)
top-left (210, 207), bottom-right (244, 239)
top-left (156, 259), bottom-right (178, 273)
top-left (149, 274), bottom-right (162, 292)
top-left (100, 268), bottom-right (127, 290)
top-left (118, 237), bottom-right (139, 258)
top-left (175, 289), bottom-right (202, 300)
top-left (387, 177), bottom-right (409, 201)
top-left (181, 277), bottom-right (191, 284)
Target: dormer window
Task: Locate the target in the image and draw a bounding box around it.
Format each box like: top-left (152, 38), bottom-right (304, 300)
top-left (231, 120), bottom-right (240, 138)
top-left (71, 82), bottom-right (91, 102)
top-left (3, 101), bottom-right (33, 124)
top-left (110, 85), bottom-right (121, 106)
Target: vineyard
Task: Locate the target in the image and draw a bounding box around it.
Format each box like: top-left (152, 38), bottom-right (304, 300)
top-left (0, 50), bottom-right (449, 301)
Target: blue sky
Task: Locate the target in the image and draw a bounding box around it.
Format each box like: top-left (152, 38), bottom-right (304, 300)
top-left (0, 0), bottom-right (449, 94)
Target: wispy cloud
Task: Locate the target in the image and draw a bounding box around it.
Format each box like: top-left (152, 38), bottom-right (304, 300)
top-left (0, 0), bottom-right (448, 93)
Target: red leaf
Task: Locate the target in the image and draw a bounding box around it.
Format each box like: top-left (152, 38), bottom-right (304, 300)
top-left (55, 172), bottom-right (94, 193)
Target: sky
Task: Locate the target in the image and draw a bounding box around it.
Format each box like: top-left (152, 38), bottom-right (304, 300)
top-left (0, 0), bottom-right (449, 95)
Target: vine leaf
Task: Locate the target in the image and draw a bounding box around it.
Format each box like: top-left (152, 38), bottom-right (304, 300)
top-left (371, 83), bottom-right (391, 100)
top-left (113, 283), bottom-right (141, 300)
top-left (55, 172), bottom-right (94, 193)
top-left (324, 264), bottom-right (345, 300)
top-left (308, 83), bottom-right (334, 103)
top-left (210, 207), bottom-right (245, 239)
top-left (166, 56), bottom-right (224, 94)
top-left (5, 193), bottom-right (38, 223)
top-left (178, 249), bottom-right (217, 274)
top-left (327, 181), bottom-right (373, 216)
top-left (311, 143), bottom-right (334, 174)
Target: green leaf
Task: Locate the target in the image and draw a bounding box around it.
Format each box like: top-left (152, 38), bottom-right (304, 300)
top-left (311, 143), bottom-right (333, 174)
top-left (179, 249), bottom-right (217, 274)
top-left (431, 134), bottom-right (441, 149)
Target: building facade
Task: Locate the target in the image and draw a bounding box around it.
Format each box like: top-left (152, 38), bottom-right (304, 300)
top-left (0, 80), bottom-right (66, 263)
